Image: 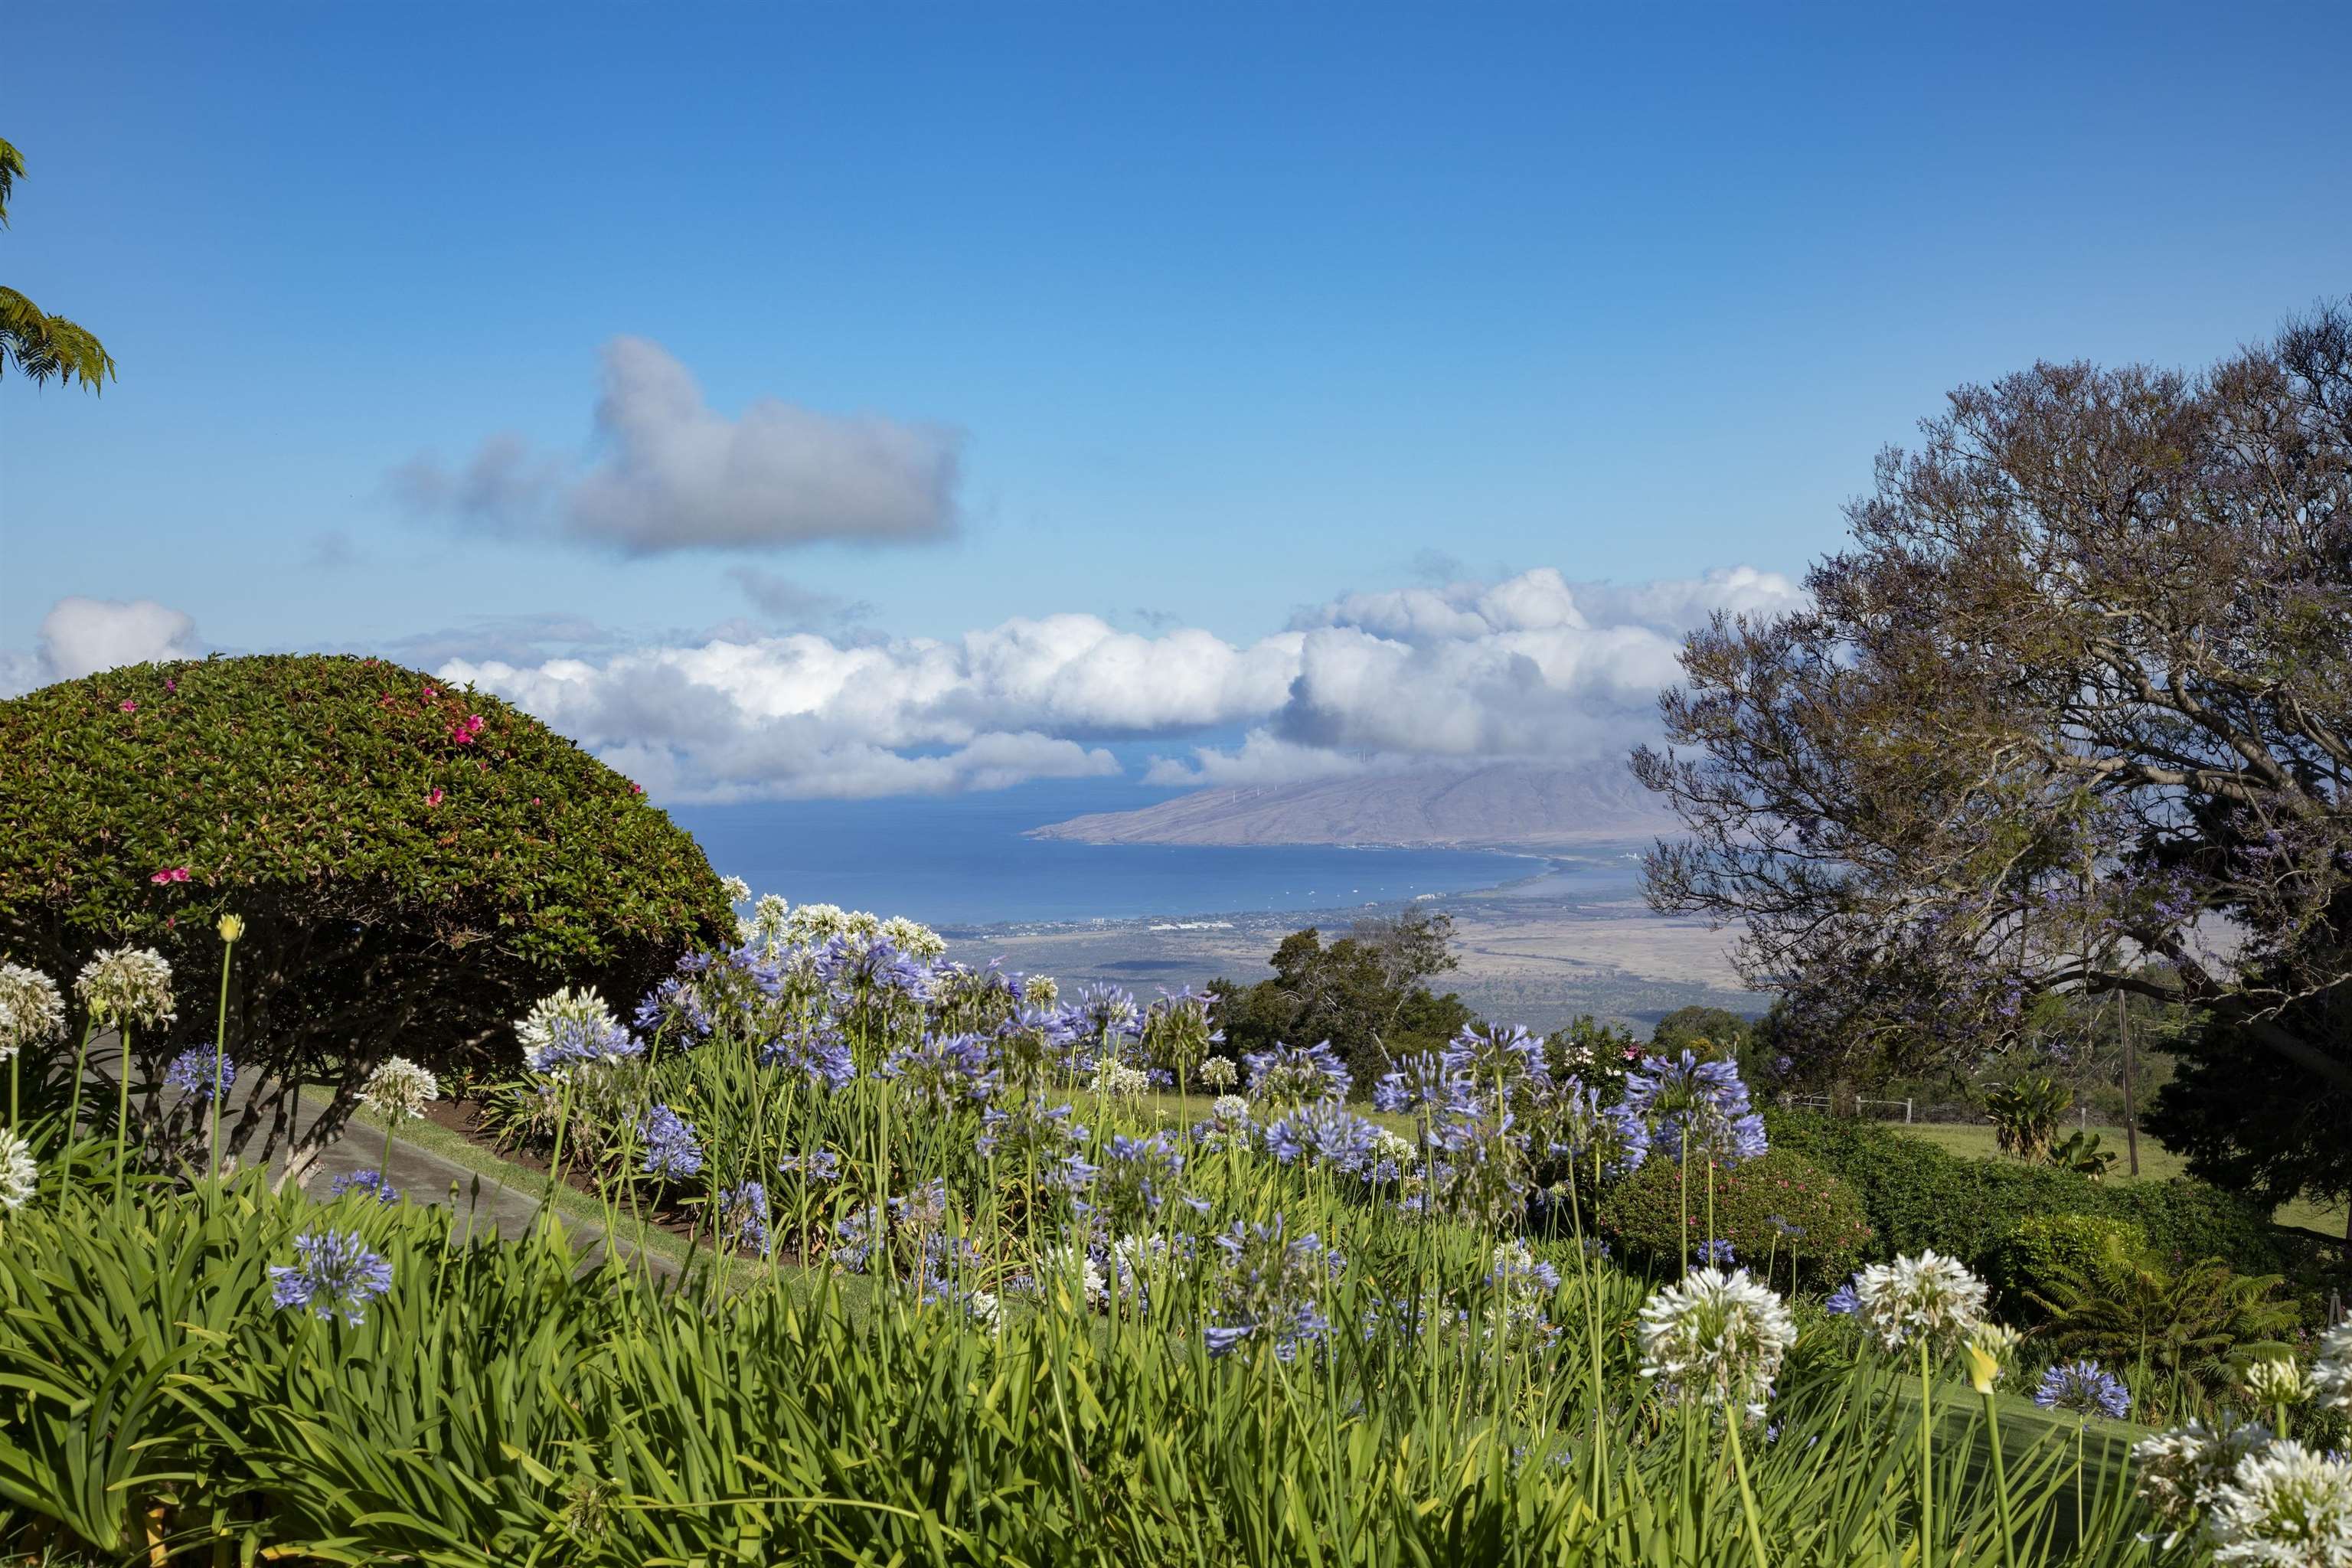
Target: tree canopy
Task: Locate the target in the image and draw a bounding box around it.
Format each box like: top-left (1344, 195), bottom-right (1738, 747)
top-left (1635, 302), bottom-right (2351, 1200)
top-left (0, 137), bottom-right (117, 391)
top-left (1212, 907), bottom-right (1473, 1091)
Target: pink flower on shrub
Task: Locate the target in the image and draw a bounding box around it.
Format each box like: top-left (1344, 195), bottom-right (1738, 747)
top-left (423, 685), bottom-right (439, 700)
top-left (165, 678), bottom-right (178, 692)
top-left (119, 699), bottom-right (138, 713)
top-left (466, 714), bottom-right (484, 734)
top-left (426, 788), bottom-right (445, 807)
top-left (149, 867), bottom-right (191, 884)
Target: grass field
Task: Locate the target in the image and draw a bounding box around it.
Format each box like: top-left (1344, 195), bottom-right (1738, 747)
top-left (1890, 1119), bottom-right (2346, 1239)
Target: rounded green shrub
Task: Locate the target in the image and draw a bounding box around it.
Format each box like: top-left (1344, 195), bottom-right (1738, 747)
top-left (1597, 1148), bottom-right (1872, 1285)
top-left (1990, 1212), bottom-right (2147, 1322)
top-left (0, 653), bottom-right (733, 1174)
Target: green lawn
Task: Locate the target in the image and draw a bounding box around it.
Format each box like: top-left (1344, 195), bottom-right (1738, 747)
top-left (1892, 1119), bottom-right (2344, 1239)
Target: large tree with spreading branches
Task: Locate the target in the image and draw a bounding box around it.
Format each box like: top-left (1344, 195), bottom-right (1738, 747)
top-left (1634, 302), bottom-right (2351, 1214)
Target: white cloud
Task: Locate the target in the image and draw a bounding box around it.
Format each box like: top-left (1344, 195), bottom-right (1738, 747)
top-left (393, 338), bottom-right (962, 554)
top-left (440, 564), bottom-right (1803, 801)
top-left (31, 597), bottom-right (204, 684)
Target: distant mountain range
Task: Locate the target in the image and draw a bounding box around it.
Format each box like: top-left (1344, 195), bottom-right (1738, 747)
top-left (1028, 763), bottom-right (1678, 850)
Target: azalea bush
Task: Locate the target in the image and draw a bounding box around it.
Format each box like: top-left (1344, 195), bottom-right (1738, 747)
top-left (0, 653), bottom-right (733, 1179)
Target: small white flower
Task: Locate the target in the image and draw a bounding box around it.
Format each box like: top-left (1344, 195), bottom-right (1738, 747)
top-left (1197, 1057), bottom-right (1240, 1090)
top-left (0, 962), bottom-right (68, 1062)
top-left (966, 1289), bottom-right (1001, 1328)
top-left (1853, 1250), bottom-right (1988, 1352)
top-left (74, 946), bottom-right (177, 1029)
top-left (1211, 1093), bottom-right (1251, 1125)
top-left (2135, 1415), bottom-right (2277, 1547)
top-left (1037, 1242), bottom-right (1107, 1306)
top-left (1021, 974), bottom-right (1060, 1007)
top-left (718, 874), bottom-right (752, 905)
top-left (2312, 1323), bottom-right (2352, 1416)
top-left (2205, 1439), bottom-right (2352, 1566)
top-left (1636, 1266), bottom-right (1796, 1412)
top-left (784, 903), bottom-right (856, 946)
top-left (1369, 1125), bottom-right (1419, 1168)
top-left (0, 1128), bottom-right (38, 1210)
top-left (361, 1056), bottom-right (440, 1122)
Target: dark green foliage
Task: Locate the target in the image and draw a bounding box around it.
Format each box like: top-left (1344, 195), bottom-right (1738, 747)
top-left (1597, 1148), bottom-right (1871, 1287)
top-left (2146, 981), bottom-right (2352, 1230)
top-left (2031, 1256), bottom-right (2298, 1418)
top-left (1991, 1213), bottom-right (2147, 1323)
top-left (1210, 912), bottom-right (1475, 1095)
top-left (0, 653), bottom-right (733, 1171)
top-left (1762, 1109), bottom-right (2287, 1284)
top-left (1648, 1005), bottom-right (1752, 1057)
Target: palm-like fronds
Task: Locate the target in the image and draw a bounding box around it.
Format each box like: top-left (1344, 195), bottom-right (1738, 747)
top-left (1, 136), bottom-right (117, 391)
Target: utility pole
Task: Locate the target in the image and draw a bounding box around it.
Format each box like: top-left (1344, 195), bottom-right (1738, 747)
top-left (2117, 990), bottom-right (2140, 1177)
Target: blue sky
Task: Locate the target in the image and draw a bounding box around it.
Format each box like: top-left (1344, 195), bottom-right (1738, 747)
top-left (5, 2), bottom-right (2347, 799)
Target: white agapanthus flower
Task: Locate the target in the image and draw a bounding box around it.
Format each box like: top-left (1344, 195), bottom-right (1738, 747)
top-left (1636, 1266), bottom-right (1796, 1414)
top-left (1197, 1057), bottom-right (1239, 1090)
top-left (0, 962), bottom-right (68, 1062)
top-left (2241, 1357), bottom-right (2315, 1410)
top-left (784, 903), bottom-right (859, 946)
top-left (2135, 1415), bottom-right (2278, 1547)
top-left (361, 1056), bottom-right (440, 1121)
top-left (2205, 1440), bottom-right (2352, 1566)
top-left (74, 946), bottom-right (177, 1029)
top-left (1369, 1125), bottom-right (1419, 1168)
top-left (2313, 1323), bottom-right (2352, 1415)
top-left (878, 916), bottom-right (947, 961)
top-left (0, 1128), bottom-right (38, 1210)
top-left (718, 874), bottom-right (753, 905)
top-left (1211, 1093), bottom-right (1251, 1124)
top-left (514, 986), bottom-right (640, 1073)
top-left (1089, 1060), bottom-right (1152, 1099)
top-left (1852, 1250), bottom-right (1988, 1352)
top-left (1037, 1242), bottom-right (1108, 1306)
top-left (740, 891), bottom-right (792, 949)
top-left (1021, 974), bottom-right (1060, 1007)
top-left (966, 1289), bottom-right (1002, 1329)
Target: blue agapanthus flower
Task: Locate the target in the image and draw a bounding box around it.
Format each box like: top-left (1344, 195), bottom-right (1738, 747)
top-left (1627, 1050), bottom-right (1766, 1167)
top-left (1556, 1080), bottom-right (1651, 1177)
top-left (1259, 1100), bottom-right (1384, 1176)
top-left (631, 970), bottom-right (713, 1044)
top-left (719, 1180), bottom-right (773, 1256)
top-left (760, 1030), bottom-right (856, 1092)
top-left (1091, 1131), bottom-right (1193, 1217)
top-left (1372, 1050), bottom-right (1465, 1115)
top-left (1441, 1023), bottom-right (1547, 1086)
top-left (327, 1169), bottom-right (401, 1204)
top-left (777, 1148), bottom-right (842, 1184)
top-left (531, 1011), bottom-right (646, 1073)
top-left (270, 1230), bottom-right (394, 1326)
top-left (881, 1031), bottom-right (998, 1111)
top-left (1204, 1215), bottom-right (1341, 1362)
top-left (639, 1104), bottom-right (704, 1181)
top-left (164, 1045), bottom-right (236, 1104)
top-left (2034, 1360), bottom-right (2132, 1420)
top-left (1696, 1237), bottom-right (1736, 1267)
top-left (1824, 1276), bottom-right (1863, 1315)
top-left (816, 933), bottom-right (933, 1001)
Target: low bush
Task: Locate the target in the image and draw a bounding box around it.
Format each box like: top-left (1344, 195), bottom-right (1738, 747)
top-left (1991, 1212), bottom-right (2146, 1322)
top-left (1597, 1148), bottom-right (1870, 1287)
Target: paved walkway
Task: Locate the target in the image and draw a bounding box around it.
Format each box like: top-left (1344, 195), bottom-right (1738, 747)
top-left (77, 1033), bottom-right (678, 1274)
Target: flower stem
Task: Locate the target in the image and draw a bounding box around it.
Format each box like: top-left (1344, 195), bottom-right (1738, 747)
top-left (1723, 1413), bottom-right (1772, 1568)
top-left (111, 1025), bottom-right (136, 1207)
top-left (1917, 1339), bottom-right (1936, 1568)
top-left (1981, 1390), bottom-right (2017, 1568)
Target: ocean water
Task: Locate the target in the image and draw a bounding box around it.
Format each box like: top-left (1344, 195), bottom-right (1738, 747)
top-left (669, 782), bottom-right (1541, 929)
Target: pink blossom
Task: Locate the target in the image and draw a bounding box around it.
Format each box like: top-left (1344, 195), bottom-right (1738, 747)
top-left (165, 678), bottom-right (178, 692)
top-left (149, 867), bottom-right (191, 884)
top-left (423, 685), bottom-right (438, 699)
top-left (466, 714), bottom-right (484, 733)
top-left (119, 699), bottom-right (138, 714)
top-left (426, 787), bottom-right (445, 807)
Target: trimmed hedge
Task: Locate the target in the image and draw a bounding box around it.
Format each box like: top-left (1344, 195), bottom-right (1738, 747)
top-left (1990, 1213), bottom-right (2146, 1324)
top-left (0, 653), bottom-right (734, 1173)
top-left (1598, 1148), bottom-right (1871, 1287)
top-left (1763, 1109), bottom-right (2286, 1281)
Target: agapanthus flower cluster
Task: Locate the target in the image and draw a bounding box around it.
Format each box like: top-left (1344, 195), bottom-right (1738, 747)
top-left (883, 1032), bottom-right (998, 1111)
top-left (2239, 1357), bottom-right (2314, 1411)
top-left (878, 915), bottom-right (948, 962)
top-left (975, 1096), bottom-right (1093, 1191)
top-left (1019, 1240), bottom-right (1108, 1308)
top-left (1140, 987), bottom-right (1222, 1079)
top-left (1850, 1250), bottom-right (1987, 1352)
top-left (1485, 1240), bottom-right (1563, 1330)
top-left (0, 962), bottom-right (67, 1062)
top-left (74, 946), bottom-right (176, 1028)
top-left (518, 988), bottom-right (645, 1074)
top-left (0, 1129), bottom-right (38, 1210)
top-left (270, 1230), bottom-right (395, 1327)
top-left (2035, 1360), bottom-right (2132, 1420)
top-left (1550, 1078), bottom-right (1650, 1178)
top-left (1088, 1059), bottom-right (1152, 1099)
top-left (1243, 1040), bottom-right (1352, 1108)
top-left (360, 1056), bottom-right (439, 1121)
top-left (760, 1029), bottom-right (857, 1092)
top-left (2203, 1441), bottom-right (2352, 1566)
top-left (1625, 1049), bottom-right (1766, 1166)
top-left (2312, 1323), bottom-right (2352, 1414)
top-left (777, 1148), bottom-right (842, 1184)
top-left (1259, 1100), bottom-right (1387, 1176)
top-left (327, 1169), bottom-right (401, 1204)
top-left (1204, 1216), bottom-right (1341, 1361)
top-left (719, 874), bottom-right (753, 906)
top-left (1635, 1266), bottom-right (1796, 1416)
top-left (1372, 1050), bottom-right (1463, 1115)
top-left (2134, 1415), bottom-right (2278, 1547)
top-left (1089, 1131), bottom-right (1197, 1223)
top-left (1197, 1055), bottom-right (1239, 1091)
top-left (632, 969), bottom-right (717, 1042)
top-left (638, 1104), bottom-right (705, 1181)
top-left (817, 933), bottom-right (934, 1004)
top-left (718, 1181), bottom-right (773, 1256)
top-left (163, 1045), bottom-right (236, 1104)
top-left (1441, 1023), bottom-right (1547, 1091)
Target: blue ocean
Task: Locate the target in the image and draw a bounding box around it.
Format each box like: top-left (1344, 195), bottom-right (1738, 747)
top-left (670, 780), bottom-right (1541, 929)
